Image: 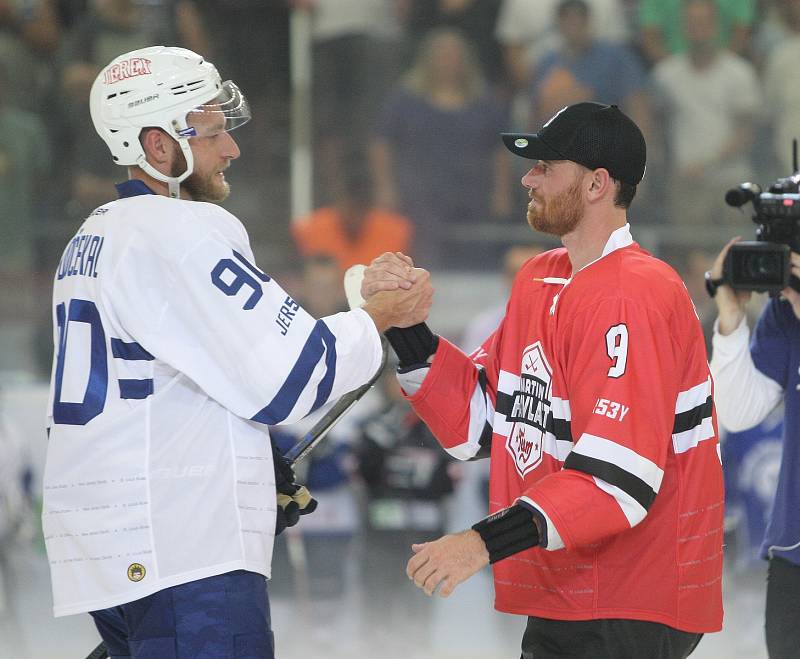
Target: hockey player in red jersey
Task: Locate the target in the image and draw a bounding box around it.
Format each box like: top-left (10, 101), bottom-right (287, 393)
top-left (362, 102), bottom-right (723, 658)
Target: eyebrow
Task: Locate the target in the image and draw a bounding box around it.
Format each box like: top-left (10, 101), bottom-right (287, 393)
top-left (191, 116), bottom-right (226, 134)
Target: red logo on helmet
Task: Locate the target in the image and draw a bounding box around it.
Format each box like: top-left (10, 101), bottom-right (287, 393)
top-left (104, 58), bottom-right (152, 85)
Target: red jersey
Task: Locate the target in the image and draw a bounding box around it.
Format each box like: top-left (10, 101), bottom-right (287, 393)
top-left (406, 229), bottom-right (723, 633)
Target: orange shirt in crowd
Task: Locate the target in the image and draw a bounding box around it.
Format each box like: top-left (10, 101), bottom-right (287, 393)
top-left (291, 207), bottom-right (414, 271)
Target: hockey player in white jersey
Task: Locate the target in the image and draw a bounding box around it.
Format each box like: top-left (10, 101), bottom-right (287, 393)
top-left (42, 45), bottom-right (432, 658)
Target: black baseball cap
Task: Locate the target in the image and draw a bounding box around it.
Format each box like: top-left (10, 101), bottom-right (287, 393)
top-left (502, 102), bottom-right (646, 186)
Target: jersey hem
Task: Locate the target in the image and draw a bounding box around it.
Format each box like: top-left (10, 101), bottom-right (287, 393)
top-left (494, 602), bottom-right (722, 634)
top-left (52, 560), bottom-right (269, 617)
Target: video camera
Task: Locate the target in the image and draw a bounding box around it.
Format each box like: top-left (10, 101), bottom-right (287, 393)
top-left (722, 141), bottom-right (800, 294)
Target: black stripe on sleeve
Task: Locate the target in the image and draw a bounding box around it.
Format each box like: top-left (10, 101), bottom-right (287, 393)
top-left (470, 367), bottom-right (494, 461)
top-left (564, 452), bottom-right (656, 511)
top-left (673, 396), bottom-right (713, 434)
top-left (547, 412), bottom-right (574, 444)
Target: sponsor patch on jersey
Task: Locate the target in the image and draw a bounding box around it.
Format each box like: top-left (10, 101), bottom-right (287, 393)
top-left (505, 342), bottom-right (552, 478)
top-left (127, 562), bottom-right (146, 582)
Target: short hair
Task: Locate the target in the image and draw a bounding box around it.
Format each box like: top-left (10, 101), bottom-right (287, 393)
top-left (614, 180), bottom-right (637, 209)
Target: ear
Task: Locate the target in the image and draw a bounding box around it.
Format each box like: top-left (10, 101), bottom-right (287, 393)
top-left (140, 128), bottom-right (174, 166)
top-left (586, 168), bottom-right (614, 204)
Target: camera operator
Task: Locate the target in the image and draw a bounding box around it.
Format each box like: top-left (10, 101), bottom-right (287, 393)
top-left (709, 236), bottom-right (800, 659)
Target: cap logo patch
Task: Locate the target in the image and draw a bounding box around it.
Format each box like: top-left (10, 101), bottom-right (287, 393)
top-left (515, 138), bottom-right (529, 148)
top-left (104, 58), bottom-right (152, 85)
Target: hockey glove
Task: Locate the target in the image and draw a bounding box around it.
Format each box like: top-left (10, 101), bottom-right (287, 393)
top-left (272, 442), bottom-right (318, 536)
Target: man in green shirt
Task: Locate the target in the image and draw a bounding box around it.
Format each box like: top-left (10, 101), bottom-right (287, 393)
top-left (640, 0), bottom-right (755, 63)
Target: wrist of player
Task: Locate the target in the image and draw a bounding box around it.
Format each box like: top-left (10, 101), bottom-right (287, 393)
top-left (471, 503), bottom-right (541, 564)
top-left (385, 323), bottom-right (439, 368)
top-left (362, 298), bottom-right (399, 334)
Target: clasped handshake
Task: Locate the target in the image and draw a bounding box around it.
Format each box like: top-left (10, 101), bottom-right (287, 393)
top-left (273, 252), bottom-right (431, 537)
top-left (359, 252), bottom-right (434, 333)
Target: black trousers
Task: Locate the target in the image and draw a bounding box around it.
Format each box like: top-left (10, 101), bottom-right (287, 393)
top-left (520, 617), bottom-right (703, 659)
top-left (766, 556), bottom-right (800, 659)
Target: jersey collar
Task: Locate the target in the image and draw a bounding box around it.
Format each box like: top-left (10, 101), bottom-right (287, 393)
top-left (115, 180), bottom-right (156, 199)
top-left (576, 223), bottom-right (634, 274)
top-left (601, 223), bottom-right (634, 258)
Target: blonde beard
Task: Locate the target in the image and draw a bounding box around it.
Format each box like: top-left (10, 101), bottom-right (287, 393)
top-left (171, 144), bottom-right (231, 203)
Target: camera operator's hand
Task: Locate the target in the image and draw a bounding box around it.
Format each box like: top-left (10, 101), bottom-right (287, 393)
top-left (711, 237), bottom-right (752, 335)
top-left (780, 252), bottom-right (800, 320)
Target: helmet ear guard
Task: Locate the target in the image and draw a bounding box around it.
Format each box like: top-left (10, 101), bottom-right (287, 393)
top-left (90, 46), bottom-right (251, 197)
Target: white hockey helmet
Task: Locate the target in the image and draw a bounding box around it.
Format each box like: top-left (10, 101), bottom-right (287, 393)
top-left (90, 45), bottom-right (250, 197)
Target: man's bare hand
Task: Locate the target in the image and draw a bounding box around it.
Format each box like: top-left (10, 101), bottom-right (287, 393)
top-left (710, 236), bottom-right (751, 335)
top-left (405, 530), bottom-right (489, 598)
top-left (362, 268), bottom-right (433, 333)
top-left (361, 252), bottom-right (416, 299)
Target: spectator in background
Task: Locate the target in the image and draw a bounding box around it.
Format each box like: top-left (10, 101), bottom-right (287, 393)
top-left (55, 0), bottom-right (211, 220)
top-left (764, 0), bottom-right (800, 173)
top-left (293, 0), bottom-right (403, 206)
top-left (652, 0), bottom-right (759, 227)
top-left (401, 0), bottom-right (505, 86)
top-left (291, 163), bottom-right (413, 272)
top-left (529, 0), bottom-right (650, 137)
top-left (495, 0), bottom-right (628, 94)
top-left (372, 28), bottom-right (512, 267)
top-left (639, 0), bottom-right (755, 64)
top-left (0, 0), bottom-right (61, 112)
top-left (0, 61), bottom-right (51, 274)
top-left (751, 0), bottom-right (800, 68)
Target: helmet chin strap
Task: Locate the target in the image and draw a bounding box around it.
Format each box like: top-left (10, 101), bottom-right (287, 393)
top-left (137, 138), bottom-right (195, 198)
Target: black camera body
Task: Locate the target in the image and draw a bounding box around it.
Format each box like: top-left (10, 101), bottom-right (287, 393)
top-left (724, 167), bottom-right (800, 294)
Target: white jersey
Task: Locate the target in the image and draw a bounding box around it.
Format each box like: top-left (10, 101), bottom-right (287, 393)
top-left (42, 181), bottom-right (382, 617)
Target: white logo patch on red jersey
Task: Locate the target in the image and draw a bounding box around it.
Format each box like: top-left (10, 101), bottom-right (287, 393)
top-left (506, 342), bottom-right (552, 478)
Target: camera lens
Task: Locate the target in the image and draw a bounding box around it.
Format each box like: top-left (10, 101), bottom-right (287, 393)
top-left (743, 253), bottom-right (781, 279)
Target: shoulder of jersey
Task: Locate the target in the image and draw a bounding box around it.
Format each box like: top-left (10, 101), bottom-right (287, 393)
top-left (515, 246), bottom-right (570, 283)
top-left (574, 245), bottom-right (686, 301)
top-left (108, 196), bottom-right (247, 246)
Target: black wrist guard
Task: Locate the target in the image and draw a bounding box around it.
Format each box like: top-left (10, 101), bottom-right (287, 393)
top-left (472, 503), bottom-right (540, 564)
top-left (384, 323), bottom-right (439, 368)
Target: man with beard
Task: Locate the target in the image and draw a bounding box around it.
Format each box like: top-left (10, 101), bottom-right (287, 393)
top-left (42, 46), bottom-right (432, 658)
top-left (362, 102), bottom-right (723, 657)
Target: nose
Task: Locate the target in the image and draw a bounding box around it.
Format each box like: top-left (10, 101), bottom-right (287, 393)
top-left (222, 131), bottom-right (241, 160)
top-left (521, 167), bottom-right (537, 190)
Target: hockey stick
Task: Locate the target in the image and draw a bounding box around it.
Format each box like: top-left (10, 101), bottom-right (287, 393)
top-left (85, 265), bottom-right (385, 659)
top-left (283, 337), bottom-right (387, 464)
top-left (285, 264), bottom-right (387, 463)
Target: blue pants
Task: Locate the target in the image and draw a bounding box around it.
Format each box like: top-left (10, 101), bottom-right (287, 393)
top-left (90, 570), bottom-right (274, 659)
